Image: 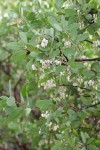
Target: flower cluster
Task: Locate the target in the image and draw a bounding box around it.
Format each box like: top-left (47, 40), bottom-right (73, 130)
top-left (39, 59), bottom-right (62, 69)
top-left (46, 121), bottom-right (59, 131)
top-left (56, 86), bottom-right (66, 100)
top-left (93, 40), bottom-right (100, 48)
top-left (64, 41), bottom-right (71, 47)
top-left (41, 38), bottom-right (48, 48)
top-left (79, 21), bottom-right (84, 29)
top-left (41, 79), bottom-right (56, 90)
top-left (32, 64), bottom-right (37, 70)
top-left (41, 111), bottom-right (49, 119)
top-left (40, 59), bottom-right (52, 68)
top-left (54, 60), bottom-right (62, 65)
top-left (84, 80), bottom-right (95, 87)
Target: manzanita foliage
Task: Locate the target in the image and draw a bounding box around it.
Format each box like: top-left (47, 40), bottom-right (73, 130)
top-left (0, 0), bottom-right (100, 150)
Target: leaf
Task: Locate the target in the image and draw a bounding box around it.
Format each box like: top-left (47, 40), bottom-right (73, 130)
top-left (55, 0), bottom-right (64, 9)
top-left (7, 42), bottom-right (23, 50)
top-left (54, 66), bottom-right (66, 74)
top-left (61, 15), bottom-right (68, 30)
top-left (49, 50), bottom-right (59, 59)
top-left (51, 141), bottom-right (63, 150)
top-left (87, 145), bottom-right (99, 150)
top-left (82, 70), bottom-right (95, 79)
top-left (91, 62), bottom-right (100, 72)
top-left (19, 32), bottom-right (28, 43)
top-left (25, 108), bottom-right (31, 116)
top-left (7, 107), bottom-right (25, 121)
top-left (68, 23), bottom-right (79, 30)
top-left (0, 96), bottom-right (9, 101)
top-left (81, 132), bottom-right (86, 143)
top-left (65, 9), bottom-right (77, 17)
top-left (44, 28), bottom-right (54, 38)
top-left (48, 16), bottom-right (62, 31)
top-left (7, 96), bottom-right (16, 106)
top-left (69, 61), bottom-right (83, 69)
top-left (26, 44), bottom-right (40, 53)
top-left (0, 100), bottom-right (6, 111)
top-left (76, 33), bottom-right (88, 42)
top-left (36, 100), bottom-right (53, 111)
top-left (62, 48), bottom-right (76, 56)
top-left (11, 50), bottom-right (26, 62)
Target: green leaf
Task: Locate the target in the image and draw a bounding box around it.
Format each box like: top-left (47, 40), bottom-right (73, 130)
top-left (11, 50), bottom-right (26, 62)
top-left (81, 132), bottom-right (86, 143)
top-left (7, 96), bottom-right (16, 106)
top-left (82, 70), bottom-right (95, 79)
top-left (26, 44), bottom-right (40, 53)
top-left (61, 15), bottom-right (68, 30)
top-left (0, 100), bottom-right (6, 111)
top-left (55, 0), bottom-right (64, 9)
top-left (51, 141), bottom-right (63, 150)
top-left (65, 9), bottom-right (77, 17)
top-left (25, 108), bottom-right (31, 116)
top-left (44, 28), bottom-right (54, 38)
top-left (48, 16), bottom-right (62, 31)
top-left (91, 62), bottom-right (100, 72)
top-left (7, 107), bottom-right (25, 121)
top-left (87, 145), bottom-right (99, 150)
top-left (69, 61), bottom-right (83, 69)
top-left (76, 33), bottom-right (88, 42)
top-left (7, 42), bottom-right (23, 50)
top-left (36, 100), bottom-right (53, 111)
top-left (68, 23), bottom-right (79, 31)
top-left (19, 32), bottom-right (28, 43)
top-left (63, 48), bottom-right (76, 56)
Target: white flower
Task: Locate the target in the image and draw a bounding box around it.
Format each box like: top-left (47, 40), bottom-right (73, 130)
top-left (60, 71), bottom-right (65, 76)
top-left (79, 21), bottom-right (84, 29)
top-left (93, 14), bottom-right (97, 23)
top-left (43, 79), bottom-right (56, 90)
top-left (41, 38), bottom-right (48, 48)
top-left (93, 40), bottom-right (100, 48)
top-left (60, 92), bottom-right (65, 99)
top-left (53, 125), bottom-right (59, 131)
top-left (47, 122), bottom-right (52, 127)
top-left (67, 76), bottom-right (70, 81)
top-left (62, 38), bottom-right (65, 42)
top-left (77, 77), bottom-right (83, 83)
top-left (88, 80), bottom-right (94, 86)
top-left (54, 60), bottom-right (61, 65)
top-left (73, 82), bottom-right (78, 86)
top-left (64, 41), bottom-right (71, 47)
top-left (77, 10), bottom-right (80, 15)
top-left (84, 81), bottom-right (88, 87)
top-left (40, 59), bottom-right (52, 68)
top-left (41, 111), bottom-right (49, 119)
top-left (39, 130), bottom-right (42, 135)
top-left (32, 64), bottom-right (37, 70)
top-left (36, 44), bottom-right (40, 48)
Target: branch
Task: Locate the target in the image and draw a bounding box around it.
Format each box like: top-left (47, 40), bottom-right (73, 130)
top-left (13, 72), bottom-right (24, 107)
top-left (85, 40), bottom-right (100, 48)
top-left (75, 57), bottom-right (100, 62)
top-left (59, 84), bottom-right (91, 91)
top-left (86, 102), bottom-right (100, 109)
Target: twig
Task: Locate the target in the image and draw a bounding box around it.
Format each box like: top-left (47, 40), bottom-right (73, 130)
top-left (86, 102), bottom-right (100, 109)
top-left (75, 57), bottom-right (100, 62)
top-left (85, 40), bottom-right (100, 48)
top-left (58, 84), bottom-right (91, 91)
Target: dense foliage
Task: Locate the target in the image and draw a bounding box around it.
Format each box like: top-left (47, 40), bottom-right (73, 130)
top-left (0, 0), bottom-right (100, 149)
